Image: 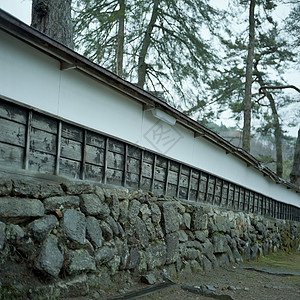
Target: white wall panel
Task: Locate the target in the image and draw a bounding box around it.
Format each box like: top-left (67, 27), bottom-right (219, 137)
top-left (0, 31), bottom-right (60, 114)
top-left (58, 70), bottom-right (143, 144)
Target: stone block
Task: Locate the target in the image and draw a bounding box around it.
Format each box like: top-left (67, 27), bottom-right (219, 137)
top-left (212, 234), bottom-right (228, 253)
top-left (67, 249), bottom-right (96, 275)
top-left (35, 234), bottom-right (63, 277)
top-left (127, 246), bottom-right (139, 269)
top-left (0, 197), bottom-right (44, 223)
top-left (183, 213), bottom-right (191, 229)
top-left (95, 245), bottom-right (117, 265)
top-left (0, 178), bottom-right (12, 196)
top-left (150, 202), bottom-right (161, 224)
top-left (192, 206), bottom-right (207, 230)
top-left (119, 199), bottom-right (129, 224)
top-left (107, 195), bottom-right (120, 221)
top-left (86, 216), bottom-right (103, 248)
top-left (80, 194), bottom-right (110, 218)
top-left (128, 199), bottom-right (141, 224)
top-left (195, 230), bottom-right (208, 242)
top-left (27, 215), bottom-right (58, 241)
top-left (165, 232), bottom-right (179, 264)
top-left (62, 209), bottom-right (86, 244)
top-left (146, 243), bottom-right (167, 270)
top-left (160, 202), bottom-right (179, 234)
top-left (100, 221), bottom-right (113, 241)
top-left (0, 221), bottom-right (6, 250)
top-left (135, 217), bottom-right (149, 249)
top-left (43, 196), bottom-right (80, 212)
top-left (178, 230), bottom-right (189, 242)
top-left (62, 182), bottom-right (95, 195)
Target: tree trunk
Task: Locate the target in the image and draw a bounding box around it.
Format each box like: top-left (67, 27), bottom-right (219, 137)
top-left (290, 129), bottom-right (300, 187)
top-left (116, 0), bottom-right (125, 77)
top-left (31, 0), bottom-right (74, 49)
top-left (242, 0), bottom-right (256, 152)
top-left (255, 65), bottom-right (283, 178)
top-left (137, 0), bottom-right (160, 88)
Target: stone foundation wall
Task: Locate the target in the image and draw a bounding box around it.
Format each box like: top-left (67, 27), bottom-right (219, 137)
top-left (0, 177), bottom-right (299, 299)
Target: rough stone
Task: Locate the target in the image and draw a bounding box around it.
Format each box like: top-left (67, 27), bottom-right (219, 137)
top-left (62, 209), bottom-right (86, 244)
top-left (35, 234), bottom-right (63, 277)
top-left (244, 244), bottom-right (251, 261)
top-left (67, 249), bottom-right (96, 275)
top-left (141, 273), bottom-right (157, 285)
top-left (201, 255), bottom-right (212, 271)
top-left (80, 194), bottom-right (110, 218)
top-left (106, 216), bottom-right (120, 235)
top-left (192, 206), bottom-right (207, 230)
top-left (144, 217), bottom-right (156, 240)
top-left (43, 196), bottom-right (80, 212)
top-left (183, 248), bottom-right (200, 260)
top-left (0, 197), bottom-right (44, 223)
top-left (62, 182), bottom-right (95, 195)
top-left (0, 178), bottom-right (12, 196)
top-left (190, 260), bottom-right (202, 273)
top-left (217, 253), bottom-right (230, 267)
top-left (134, 217), bottom-right (149, 249)
top-left (212, 234), bottom-right (228, 253)
top-left (185, 240), bottom-right (202, 249)
top-left (195, 230), bottom-right (208, 242)
top-left (178, 230), bottom-right (189, 242)
top-left (233, 248), bottom-right (243, 263)
top-left (150, 202), bottom-right (161, 224)
top-left (165, 232), bottom-right (179, 264)
top-left (251, 243), bottom-right (259, 261)
top-left (214, 215), bottom-right (231, 233)
top-left (107, 195), bottom-right (120, 221)
top-left (128, 199), bottom-right (141, 224)
top-left (140, 204), bottom-right (151, 221)
top-left (6, 224), bottom-right (25, 243)
top-left (127, 246), bottom-right (139, 269)
top-left (202, 241), bottom-right (214, 261)
top-left (86, 216), bottom-right (103, 248)
top-left (0, 221), bottom-right (6, 250)
top-left (95, 246), bottom-right (117, 265)
top-left (12, 179), bottom-right (41, 198)
top-left (183, 213), bottom-right (191, 229)
top-left (226, 245), bottom-right (235, 263)
top-left (27, 215), bottom-right (58, 241)
top-left (161, 202), bottom-right (179, 234)
top-left (119, 199), bottom-right (129, 225)
top-left (146, 243), bottom-right (167, 270)
top-left (107, 256), bottom-right (121, 275)
top-left (100, 221), bottom-right (114, 241)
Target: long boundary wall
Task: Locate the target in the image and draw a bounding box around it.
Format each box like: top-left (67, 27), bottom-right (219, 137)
top-left (0, 97), bottom-right (299, 221)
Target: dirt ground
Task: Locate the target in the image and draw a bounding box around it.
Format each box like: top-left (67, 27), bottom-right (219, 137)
top-left (104, 251), bottom-right (300, 300)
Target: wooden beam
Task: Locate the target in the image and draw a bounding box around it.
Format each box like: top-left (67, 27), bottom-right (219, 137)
top-left (23, 110), bottom-right (32, 170)
top-left (55, 121), bottom-right (62, 175)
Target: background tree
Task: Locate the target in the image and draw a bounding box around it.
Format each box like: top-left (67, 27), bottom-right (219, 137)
top-left (73, 0), bottom-right (221, 106)
top-left (31, 0), bottom-right (74, 49)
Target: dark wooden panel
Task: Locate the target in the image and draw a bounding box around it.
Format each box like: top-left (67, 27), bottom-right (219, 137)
top-left (31, 112), bottom-right (57, 133)
top-left (142, 162), bottom-right (153, 178)
top-left (156, 156), bottom-right (167, 168)
top-left (126, 172), bottom-right (139, 189)
top-left (127, 157), bottom-right (140, 174)
top-left (62, 123), bottom-right (83, 141)
top-left (86, 131), bottom-right (105, 148)
top-left (179, 187), bottom-right (188, 199)
top-left (181, 165), bottom-right (190, 176)
top-left (144, 151), bottom-right (154, 164)
top-left (85, 145), bottom-right (104, 166)
top-left (0, 101), bottom-right (27, 124)
top-left (28, 150), bottom-right (56, 173)
top-left (108, 139), bottom-right (124, 155)
top-left (141, 177), bottom-right (151, 191)
top-left (85, 164), bottom-right (104, 181)
top-left (154, 166), bottom-right (166, 182)
top-left (190, 176), bottom-right (198, 190)
top-left (30, 128), bottom-right (56, 155)
top-left (59, 157), bottom-right (81, 179)
top-left (107, 151), bottom-right (124, 170)
top-left (168, 170), bottom-right (178, 185)
top-left (0, 118), bottom-right (26, 147)
top-left (0, 143), bottom-right (24, 168)
top-left (128, 145), bottom-right (141, 159)
top-left (61, 137), bottom-right (82, 161)
top-left (153, 181), bottom-right (165, 196)
top-left (169, 161), bottom-right (179, 172)
top-left (106, 168), bottom-right (123, 185)
top-left (179, 173), bottom-right (189, 188)
top-left (167, 183), bottom-right (177, 197)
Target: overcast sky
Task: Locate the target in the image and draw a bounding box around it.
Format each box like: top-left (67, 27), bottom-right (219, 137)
top-left (1, 0), bottom-right (299, 137)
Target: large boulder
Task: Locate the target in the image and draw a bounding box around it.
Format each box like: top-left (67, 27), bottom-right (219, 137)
top-left (0, 197), bottom-right (44, 223)
top-left (35, 234), bottom-right (64, 277)
top-left (27, 215), bottom-right (58, 241)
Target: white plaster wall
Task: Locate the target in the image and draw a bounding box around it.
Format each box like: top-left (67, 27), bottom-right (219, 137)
top-left (0, 30), bottom-right (61, 115)
top-left (0, 30), bottom-right (299, 207)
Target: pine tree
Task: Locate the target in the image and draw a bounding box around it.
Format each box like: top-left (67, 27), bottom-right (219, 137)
top-left (31, 0), bottom-right (74, 49)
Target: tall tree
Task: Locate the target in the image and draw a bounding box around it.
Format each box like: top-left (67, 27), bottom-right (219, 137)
top-left (31, 0), bottom-right (74, 49)
top-left (290, 129), bottom-right (300, 187)
top-left (73, 0), bottom-right (220, 105)
top-left (243, 0), bottom-right (256, 152)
